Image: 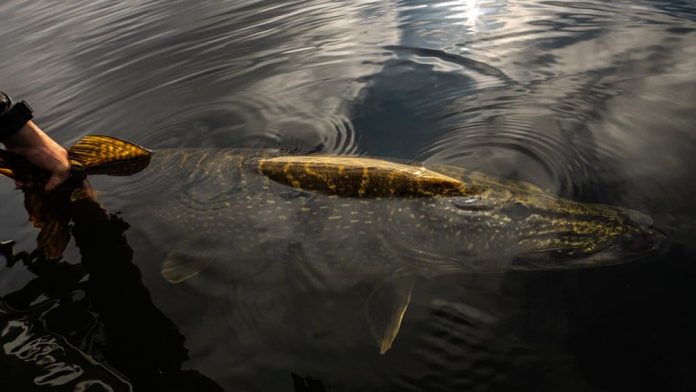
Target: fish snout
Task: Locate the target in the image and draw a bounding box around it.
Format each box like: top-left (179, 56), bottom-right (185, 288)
top-left (620, 230), bottom-right (664, 254)
top-left (618, 207), bottom-right (653, 228)
top-left (615, 205), bottom-right (666, 255)
top-left (611, 207), bottom-right (664, 255)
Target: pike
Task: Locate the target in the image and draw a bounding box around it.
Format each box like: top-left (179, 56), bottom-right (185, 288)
top-left (0, 136), bottom-right (664, 354)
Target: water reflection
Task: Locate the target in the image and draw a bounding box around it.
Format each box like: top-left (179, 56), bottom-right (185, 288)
top-left (0, 0), bottom-right (695, 390)
top-left (0, 0), bottom-right (401, 156)
top-left (0, 180), bottom-right (222, 391)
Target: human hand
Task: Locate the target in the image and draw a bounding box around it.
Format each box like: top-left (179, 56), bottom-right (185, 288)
top-left (3, 121), bottom-right (71, 191)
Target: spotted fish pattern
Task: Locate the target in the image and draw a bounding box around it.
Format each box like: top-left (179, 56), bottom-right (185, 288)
top-left (258, 156), bottom-right (482, 198)
top-left (68, 135), bottom-right (152, 176)
top-left (0, 135), bottom-right (663, 270)
top-left (0, 136), bottom-right (665, 355)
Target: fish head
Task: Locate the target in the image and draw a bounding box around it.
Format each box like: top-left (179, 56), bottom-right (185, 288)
top-left (423, 175), bottom-right (664, 270)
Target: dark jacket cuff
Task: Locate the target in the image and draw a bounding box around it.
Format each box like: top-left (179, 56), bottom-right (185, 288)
top-left (0, 91), bottom-right (34, 143)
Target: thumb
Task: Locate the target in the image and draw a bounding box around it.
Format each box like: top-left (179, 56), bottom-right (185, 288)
top-left (45, 171), bottom-right (70, 191)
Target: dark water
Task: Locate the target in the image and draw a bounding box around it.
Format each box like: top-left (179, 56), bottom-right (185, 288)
top-left (1, 1), bottom-right (695, 391)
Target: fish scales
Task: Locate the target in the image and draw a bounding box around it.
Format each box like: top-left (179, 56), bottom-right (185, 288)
top-left (257, 156), bottom-right (475, 198)
top-left (0, 135), bottom-right (665, 355)
top-left (0, 137), bottom-right (664, 278)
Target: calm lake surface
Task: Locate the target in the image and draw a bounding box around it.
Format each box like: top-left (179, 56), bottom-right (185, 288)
top-left (1, 1), bottom-right (695, 391)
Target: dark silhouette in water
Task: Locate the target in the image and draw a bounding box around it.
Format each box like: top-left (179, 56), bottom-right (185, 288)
top-left (0, 178), bottom-right (223, 391)
top-left (291, 373), bottom-right (328, 392)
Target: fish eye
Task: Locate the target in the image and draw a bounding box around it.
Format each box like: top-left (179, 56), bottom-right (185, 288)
top-left (503, 202), bottom-right (532, 220)
top-left (452, 196), bottom-right (495, 211)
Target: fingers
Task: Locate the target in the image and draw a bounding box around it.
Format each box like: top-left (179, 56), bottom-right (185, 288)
top-left (45, 170), bottom-right (71, 191)
top-left (12, 173), bottom-right (68, 191)
top-left (3, 122), bottom-right (72, 191)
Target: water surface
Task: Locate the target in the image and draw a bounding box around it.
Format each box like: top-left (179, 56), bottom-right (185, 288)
top-left (1, 1), bottom-right (695, 391)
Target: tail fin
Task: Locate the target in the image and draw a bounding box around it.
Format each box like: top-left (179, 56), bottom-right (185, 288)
top-left (68, 135), bottom-right (152, 176)
top-left (0, 135), bottom-right (152, 182)
top-left (1, 135), bottom-right (150, 261)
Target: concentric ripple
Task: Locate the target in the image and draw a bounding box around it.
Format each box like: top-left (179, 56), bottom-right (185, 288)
top-left (1, 1), bottom-right (696, 391)
top-left (138, 94), bottom-right (359, 155)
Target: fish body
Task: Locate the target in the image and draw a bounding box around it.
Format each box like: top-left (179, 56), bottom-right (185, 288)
top-left (106, 147), bottom-right (661, 283)
top-left (123, 148), bottom-right (474, 284)
top-left (0, 136), bottom-right (664, 353)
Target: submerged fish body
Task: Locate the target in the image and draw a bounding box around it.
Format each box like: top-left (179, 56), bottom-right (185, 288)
top-left (113, 147), bottom-right (662, 283)
top-left (125, 148), bottom-right (472, 284)
top-left (0, 136), bottom-right (664, 353)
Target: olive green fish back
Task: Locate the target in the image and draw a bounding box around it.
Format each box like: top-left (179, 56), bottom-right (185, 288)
top-left (258, 156), bottom-right (481, 197)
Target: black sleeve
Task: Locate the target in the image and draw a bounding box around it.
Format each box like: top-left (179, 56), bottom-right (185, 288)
top-left (0, 91), bottom-right (34, 143)
top-left (0, 91), bottom-right (11, 118)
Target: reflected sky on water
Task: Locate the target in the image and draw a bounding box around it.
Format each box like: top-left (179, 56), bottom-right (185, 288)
top-left (1, 1), bottom-right (695, 391)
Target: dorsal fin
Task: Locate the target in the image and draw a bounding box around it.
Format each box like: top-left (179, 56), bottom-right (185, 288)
top-left (68, 135), bottom-right (152, 176)
top-left (258, 156), bottom-right (479, 198)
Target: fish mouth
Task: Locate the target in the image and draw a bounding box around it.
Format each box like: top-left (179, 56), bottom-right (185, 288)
top-left (614, 207), bottom-right (665, 254)
top-left (618, 227), bottom-right (666, 255)
top-left (512, 228), bottom-right (666, 270)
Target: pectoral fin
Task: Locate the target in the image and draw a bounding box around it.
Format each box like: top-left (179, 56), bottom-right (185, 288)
top-left (365, 274), bottom-right (414, 354)
top-left (161, 248), bottom-right (217, 284)
top-left (68, 135), bottom-right (152, 176)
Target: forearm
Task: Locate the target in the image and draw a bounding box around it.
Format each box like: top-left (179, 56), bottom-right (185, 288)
top-left (3, 120), bottom-right (65, 158)
top-left (0, 90), bottom-right (70, 190)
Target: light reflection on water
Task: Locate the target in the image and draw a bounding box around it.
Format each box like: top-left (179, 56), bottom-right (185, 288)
top-left (1, 0), bottom-right (695, 391)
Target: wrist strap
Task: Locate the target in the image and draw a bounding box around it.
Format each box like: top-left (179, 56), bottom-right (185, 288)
top-left (0, 100), bottom-right (34, 142)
